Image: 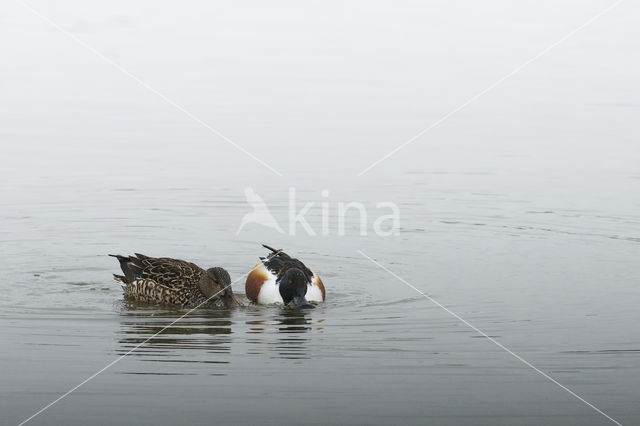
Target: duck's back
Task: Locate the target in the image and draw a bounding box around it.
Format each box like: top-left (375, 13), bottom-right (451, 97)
top-left (111, 254), bottom-right (206, 305)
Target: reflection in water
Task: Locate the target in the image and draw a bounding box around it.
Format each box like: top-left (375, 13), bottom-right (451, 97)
top-left (246, 308), bottom-right (324, 360)
top-left (115, 300), bottom-right (326, 374)
top-left (116, 301), bottom-right (234, 374)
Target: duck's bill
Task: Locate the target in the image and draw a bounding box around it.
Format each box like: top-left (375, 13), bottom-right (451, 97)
top-left (221, 292), bottom-right (244, 308)
top-left (292, 295), bottom-right (315, 309)
top-left (231, 293), bottom-right (245, 307)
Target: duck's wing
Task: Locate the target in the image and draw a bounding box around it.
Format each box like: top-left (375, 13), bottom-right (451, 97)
top-left (121, 278), bottom-right (190, 305)
top-left (260, 248), bottom-right (313, 282)
top-left (110, 253), bottom-right (204, 288)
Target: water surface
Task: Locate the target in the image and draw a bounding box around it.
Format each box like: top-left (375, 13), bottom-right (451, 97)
top-left (2, 1), bottom-right (640, 425)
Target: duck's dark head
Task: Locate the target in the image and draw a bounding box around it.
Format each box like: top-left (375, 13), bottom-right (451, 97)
top-left (279, 268), bottom-right (314, 309)
top-left (200, 267), bottom-right (236, 308)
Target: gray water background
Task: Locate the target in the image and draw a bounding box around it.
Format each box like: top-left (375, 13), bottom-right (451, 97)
top-left (1, 1), bottom-right (639, 425)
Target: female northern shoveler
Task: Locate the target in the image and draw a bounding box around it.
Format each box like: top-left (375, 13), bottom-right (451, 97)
top-left (110, 253), bottom-right (237, 308)
top-left (245, 244), bottom-right (325, 308)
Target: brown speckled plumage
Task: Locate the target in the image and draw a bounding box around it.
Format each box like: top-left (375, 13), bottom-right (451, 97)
top-left (110, 253), bottom-right (235, 307)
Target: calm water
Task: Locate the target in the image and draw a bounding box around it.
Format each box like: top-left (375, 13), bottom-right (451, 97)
top-left (2, 1), bottom-right (640, 425)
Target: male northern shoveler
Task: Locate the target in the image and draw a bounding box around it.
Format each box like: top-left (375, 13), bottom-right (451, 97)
top-left (245, 244), bottom-right (325, 308)
top-left (110, 253), bottom-right (237, 308)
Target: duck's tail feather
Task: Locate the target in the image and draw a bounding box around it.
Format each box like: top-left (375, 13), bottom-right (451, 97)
top-left (112, 274), bottom-right (127, 288)
top-left (109, 254), bottom-right (143, 284)
top-left (262, 244), bottom-right (282, 254)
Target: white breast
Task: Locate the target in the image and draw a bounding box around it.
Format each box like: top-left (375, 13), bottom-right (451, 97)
top-left (257, 277), bottom-right (324, 305)
top-left (256, 275), bottom-right (284, 305)
top-left (306, 283), bottom-right (323, 303)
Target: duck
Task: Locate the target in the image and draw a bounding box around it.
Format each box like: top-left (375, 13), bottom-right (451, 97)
top-left (110, 253), bottom-right (237, 308)
top-left (245, 244), bottom-right (325, 308)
